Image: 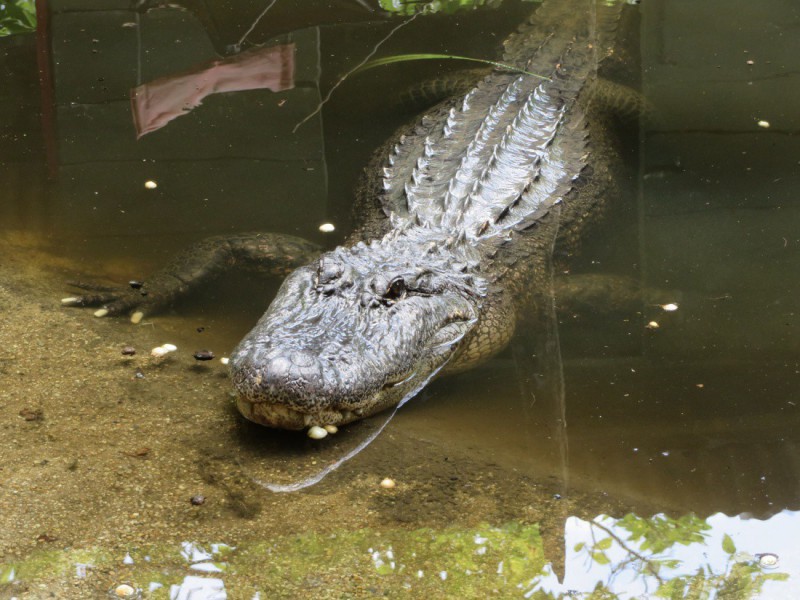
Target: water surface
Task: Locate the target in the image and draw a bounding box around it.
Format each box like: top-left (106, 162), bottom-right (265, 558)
top-left (1, 0), bottom-right (799, 597)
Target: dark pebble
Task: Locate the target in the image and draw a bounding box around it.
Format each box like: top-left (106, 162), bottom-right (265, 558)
top-left (19, 408), bottom-right (44, 421)
top-left (121, 346), bottom-right (136, 356)
top-left (193, 350), bottom-right (214, 361)
top-left (190, 495), bottom-right (206, 506)
top-left (196, 327), bottom-right (205, 333)
top-left (128, 280), bottom-right (144, 289)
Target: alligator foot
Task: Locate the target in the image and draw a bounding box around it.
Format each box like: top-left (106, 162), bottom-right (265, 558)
top-left (62, 232), bottom-right (322, 322)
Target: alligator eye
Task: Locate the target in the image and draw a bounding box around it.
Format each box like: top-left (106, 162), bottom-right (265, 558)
top-left (384, 277), bottom-right (407, 301)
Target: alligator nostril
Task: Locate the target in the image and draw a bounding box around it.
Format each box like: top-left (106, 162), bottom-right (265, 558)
top-left (265, 351), bottom-right (322, 386)
top-left (289, 351), bottom-right (316, 368)
top-left (266, 355), bottom-right (293, 380)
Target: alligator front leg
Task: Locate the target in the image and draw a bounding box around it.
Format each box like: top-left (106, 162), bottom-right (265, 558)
top-left (62, 232), bottom-right (322, 323)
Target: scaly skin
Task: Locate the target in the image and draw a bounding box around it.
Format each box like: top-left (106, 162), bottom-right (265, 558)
top-left (66, 0), bottom-right (634, 431)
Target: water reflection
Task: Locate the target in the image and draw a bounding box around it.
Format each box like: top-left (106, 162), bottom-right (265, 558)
top-left (1, 0), bottom-right (800, 597)
top-left (131, 43), bottom-right (296, 137)
top-left (538, 511), bottom-right (797, 599)
top-left (2, 512), bottom-right (796, 597)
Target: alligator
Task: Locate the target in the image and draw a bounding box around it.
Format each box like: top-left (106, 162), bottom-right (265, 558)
top-left (65, 0), bottom-right (635, 432)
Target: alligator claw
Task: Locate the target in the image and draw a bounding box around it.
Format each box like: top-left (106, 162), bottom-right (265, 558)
top-left (62, 281), bottom-right (154, 322)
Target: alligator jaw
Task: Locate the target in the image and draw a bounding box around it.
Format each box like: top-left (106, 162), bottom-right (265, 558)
top-left (235, 397), bottom-right (357, 431)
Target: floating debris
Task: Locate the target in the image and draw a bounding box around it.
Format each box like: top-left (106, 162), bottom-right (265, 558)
top-left (307, 425), bottom-right (328, 440)
top-left (193, 350), bottom-right (215, 361)
top-left (144, 180), bottom-right (158, 189)
top-left (380, 478), bottom-right (396, 489)
top-left (319, 223), bottom-right (336, 233)
top-left (121, 346), bottom-right (136, 356)
top-left (757, 553), bottom-right (779, 568)
top-left (660, 303), bottom-right (679, 312)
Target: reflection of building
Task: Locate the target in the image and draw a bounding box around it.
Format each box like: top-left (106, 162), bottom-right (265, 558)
top-left (45, 0), bottom-right (328, 240)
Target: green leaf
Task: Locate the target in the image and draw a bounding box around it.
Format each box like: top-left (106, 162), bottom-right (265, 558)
top-left (358, 53), bottom-right (550, 80)
top-left (722, 534), bottom-right (736, 555)
top-left (592, 551), bottom-right (611, 565)
top-left (573, 542), bottom-right (585, 552)
top-left (596, 537), bottom-right (613, 550)
top-left (0, 0), bottom-right (37, 37)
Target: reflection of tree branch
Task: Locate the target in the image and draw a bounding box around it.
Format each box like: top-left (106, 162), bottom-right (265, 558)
top-left (590, 520), bottom-right (665, 585)
top-left (293, 10), bottom-right (424, 133)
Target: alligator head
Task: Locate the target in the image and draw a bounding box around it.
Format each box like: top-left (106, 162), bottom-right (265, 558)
top-left (231, 231), bottom-right (486, 430)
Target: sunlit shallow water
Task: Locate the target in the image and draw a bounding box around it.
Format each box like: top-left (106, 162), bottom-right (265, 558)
top-left (1, 0), bottom-right (799, 597)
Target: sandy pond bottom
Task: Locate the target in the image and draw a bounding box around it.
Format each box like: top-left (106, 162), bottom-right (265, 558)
top-left (0, 233), bottom-right (795, 599)
top-left (0, 235), bottom-right (800, 600)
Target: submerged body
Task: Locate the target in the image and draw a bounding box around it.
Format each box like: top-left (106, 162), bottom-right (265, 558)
top-left (66, 0), bottom-right (633, 431)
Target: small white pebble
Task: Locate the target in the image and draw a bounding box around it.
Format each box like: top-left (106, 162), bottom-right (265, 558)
top-left (323, 425), bottom-right (338, 434)
top-left (220, 357), bottom-right (230, 365)
top-left (318, 223), bottom-right (335, 233)
top-left (380, 478), bottom-right (396, 489)
top-left (94, 308), bottom-right (109, 317)
top-left (660, 303), bottom-right (679, 312)
top-left (646, 321), bottom-right (660, 329)
top-left (130, 311), bottom-right (144, 324)
top-left (757, 120), bottom-right (770, 128)
top-left (122, 553), bottom-right (134, 565)
top-left (307, 426), bottom-right (328, 440)
top-left (144, 180), bottom-right (158, 189)
top-left (150, 347), bottom-right (168, 358)
top-left (61, 297), bottom-right (79, 305)
top-left (161, 344), bottom-right (177, 352)
top-left (114, 584), bottom-right (137, 597)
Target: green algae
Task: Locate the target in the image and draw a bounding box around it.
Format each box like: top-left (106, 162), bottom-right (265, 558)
top-left (0, 523), bottom-right (546, 598)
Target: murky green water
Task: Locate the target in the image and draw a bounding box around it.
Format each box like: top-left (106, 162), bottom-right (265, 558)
top-left (1, 0), bottom-right (799, 598)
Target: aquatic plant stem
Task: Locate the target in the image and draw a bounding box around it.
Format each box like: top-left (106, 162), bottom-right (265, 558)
top-left (292, 11), bottom-right (424, 133)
